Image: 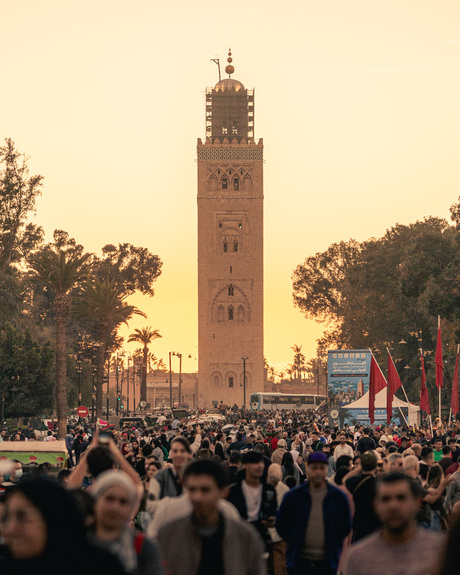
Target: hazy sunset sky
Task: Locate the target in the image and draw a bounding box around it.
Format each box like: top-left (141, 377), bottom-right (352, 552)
top-left (2, 1), bottom-right (460, 373)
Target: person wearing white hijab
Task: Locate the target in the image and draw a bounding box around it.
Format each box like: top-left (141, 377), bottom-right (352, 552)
top-left (91, 470), bottom-right (163, 575)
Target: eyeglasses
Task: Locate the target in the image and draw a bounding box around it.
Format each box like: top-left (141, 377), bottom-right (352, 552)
top-left (1, 507), bottom-right (42, 527)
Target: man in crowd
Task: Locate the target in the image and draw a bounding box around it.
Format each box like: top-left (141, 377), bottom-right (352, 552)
top-left (227, 451), bottom-right (277, 553)
top-left (356, 428), bottom-right (375, 454)
top-left (333, 432), bottom-right (354, 462)
top-left (157, 459), bottom-right (266, 575)
top-left (344, 472), bottom-right (443, 575)
top-left (345, 451), bottom-right (380, 541)
top-left (276, 452), bottom-right (351, 575)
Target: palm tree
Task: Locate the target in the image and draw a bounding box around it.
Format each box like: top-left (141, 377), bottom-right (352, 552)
top-left (291, 344), bottom-right (306, 381)
top-left (74, 278), bottom-right (146, 418)
top-left (128, 327), bottom-right (162, 402)
top-left (29, 249), bottom-right (91, 438)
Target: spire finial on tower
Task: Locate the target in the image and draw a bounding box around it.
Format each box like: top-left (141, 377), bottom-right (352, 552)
top-left (225, 48), bottom-right (235, 77)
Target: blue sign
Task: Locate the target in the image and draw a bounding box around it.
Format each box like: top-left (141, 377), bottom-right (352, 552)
top-left (327, 350), bottom-right (371, 395)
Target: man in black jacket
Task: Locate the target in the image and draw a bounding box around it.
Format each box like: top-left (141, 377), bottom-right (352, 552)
top-left (227, 451), bottom-right (277, 553)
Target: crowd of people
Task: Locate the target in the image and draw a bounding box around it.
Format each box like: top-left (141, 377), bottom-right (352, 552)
top-left (2, 408), bottom-right (460, 574)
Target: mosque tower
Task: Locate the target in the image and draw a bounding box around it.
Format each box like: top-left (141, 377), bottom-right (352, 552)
top-left (197, 51), bottom-right (264, 407)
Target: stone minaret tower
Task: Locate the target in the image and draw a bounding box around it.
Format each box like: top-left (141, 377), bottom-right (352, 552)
top-left (197, 51), bottom-right (264, 407)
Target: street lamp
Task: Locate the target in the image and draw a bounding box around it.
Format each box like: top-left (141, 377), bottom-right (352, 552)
top-left (106, 351), bottom-right (111, 419)
top-left (125, 352), bottom-right (132, 413)
top-left (170, 352), bottom-right (182, 407)
top-left (241, 357), bottom-right (248, 409)
top-left (76, 333), bottom-right (83, 403)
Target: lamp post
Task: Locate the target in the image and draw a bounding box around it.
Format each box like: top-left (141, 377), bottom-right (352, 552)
top-left (241, 356), bottom-right (248, 409)
top-left (169, 352), bottom-right (173, 409)
top-left (125, 352), bottom-right (132, 413)
top-left (106, 351), bottom-right (111, 419)
top-left (91, 345), bottom-right (98, 423)
top-left (170, 352), bottom-right (182, 407)
top-left (76, 333), bottom-right (83, 404)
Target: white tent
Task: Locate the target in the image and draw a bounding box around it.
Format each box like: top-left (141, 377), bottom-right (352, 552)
top-left (342, 388), bottom-right (420, 427)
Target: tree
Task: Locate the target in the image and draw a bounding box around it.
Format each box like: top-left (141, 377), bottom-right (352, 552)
top-left (74, 279), bottom-right (146, 417)
top-left (28, 239), bottom-right (91, 437)
top-left (127, 327), bottom-right (162, 402)
top-left (292, 213), bottom-right (460, 400)
top-left (0, 323), bottom-right (54, 419)
top-left (93, 243), bottom-right (162, 297)
top-left (290, 344), bottom-right (306, 381)
top-left (0, 138), bottom-right (44, 272)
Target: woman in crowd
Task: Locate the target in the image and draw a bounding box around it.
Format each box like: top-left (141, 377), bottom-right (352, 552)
top-left (281, 451), bottom-right (300, 486)
top-left (91, 470), bottom-right (163, 575)
top-left (0, 476), bottom-right (125, 575)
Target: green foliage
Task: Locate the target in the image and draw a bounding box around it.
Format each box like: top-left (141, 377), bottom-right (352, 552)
top-left (0, 323), bottom-right (54, 418)
top-left (293, 204), bottom-right (460, 400)
top-left (93, 243), bottom-right (162, 297)
top-left (0, 138), bottom-right (44, 272)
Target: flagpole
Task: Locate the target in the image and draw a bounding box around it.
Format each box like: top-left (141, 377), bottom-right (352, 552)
top-left (438, 315), bottom-right (442, 424)
top-left (400, 385), bottom-right (413, 425)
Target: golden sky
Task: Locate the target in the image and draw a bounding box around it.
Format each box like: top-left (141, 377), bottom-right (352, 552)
top-left (2, 1), bottom-right (460, 372)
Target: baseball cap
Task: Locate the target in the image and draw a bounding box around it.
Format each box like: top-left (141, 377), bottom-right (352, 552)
top-left (277, 439), bottom-right (287, 448)
top-left (307, 452), bottom-right (328, 465)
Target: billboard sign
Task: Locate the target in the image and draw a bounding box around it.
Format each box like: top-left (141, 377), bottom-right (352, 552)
top-left (327, 350), bottom-right (371, 399)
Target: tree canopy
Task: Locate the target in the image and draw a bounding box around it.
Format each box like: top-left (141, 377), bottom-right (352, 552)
top-left (292, 200), bottom-right (460, 402)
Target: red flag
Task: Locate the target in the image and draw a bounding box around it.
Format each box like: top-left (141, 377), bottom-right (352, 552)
top-left (420, 351), bottom-right (430, 415)
top-left (435, 321), bottom-right (443, 389)
top-left (387, 352), bottom-right (402, 424)
top-left (369, 354), bottom-right (387, 424)
top-left (451, 347), bottom-right (459, 416)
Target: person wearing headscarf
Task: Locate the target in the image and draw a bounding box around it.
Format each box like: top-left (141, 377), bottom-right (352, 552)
top-left (0, 476), bottom-right (126, 575)
top-left (91, 470), bottom-right (163, 575)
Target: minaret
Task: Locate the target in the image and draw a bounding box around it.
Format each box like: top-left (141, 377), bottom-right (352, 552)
top-left (197, 51), bottom-right (264, 407)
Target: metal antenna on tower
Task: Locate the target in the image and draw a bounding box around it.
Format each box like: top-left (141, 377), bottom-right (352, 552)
top-left (210, 57), bottom-right (221, 82)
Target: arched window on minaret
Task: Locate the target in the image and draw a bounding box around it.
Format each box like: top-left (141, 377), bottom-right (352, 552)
top-left (217, 305), bottom-right (225, 321)
top-left (233, 241), bottom-right (238, 252)
top-left (228, 306), bottom-right (234, 321)
top-left (237, 305), bottom-right (245, 321)
top-left (233, 178), bottom-right (239, 191)
top-left (228, 285), bottom-right (234, 296)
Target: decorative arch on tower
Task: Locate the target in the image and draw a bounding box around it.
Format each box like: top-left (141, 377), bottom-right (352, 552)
top-left (211, 284), bottom-right (250, 322)
top-left (211, 371), bottom-right (223, 387)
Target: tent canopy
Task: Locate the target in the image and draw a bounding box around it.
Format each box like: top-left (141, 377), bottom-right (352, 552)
top-left (344, 388), bottom-right (417, 410)
top-left (343, 388), bottom-right (420, 426)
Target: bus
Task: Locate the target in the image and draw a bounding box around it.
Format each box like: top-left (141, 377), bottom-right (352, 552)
top-left (250, 392), bottom-right (326, 411)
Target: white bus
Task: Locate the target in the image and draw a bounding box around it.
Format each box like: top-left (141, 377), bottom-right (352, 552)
top-left (250, 392), bottom-right (326, 411)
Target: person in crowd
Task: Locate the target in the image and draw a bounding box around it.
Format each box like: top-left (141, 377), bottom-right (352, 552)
top-left (1, 461), bottom-right (23, 490)
top-left (157, 459), bottom-right (266, 575)
top-left (345, 451), bottom-right (380, 541)
top-left (426, 465), bottom-right (448, 532)
top-left (385, 452), bottom-right (404, 473)
top-left (343, 472), bottom-right (443, 575)
top-left (271, 439), bottom-right (288, 465)
top-left (227, 450), bottom-right (277, 554)
top-left (356, 428), bottom-right (376, 454)
top-left (333, 432), bottom-right (354, 461)
top-left (276, 451), bottom-right (351, 575)
top-left (0, 476), bottom-right (126, 575)
top-left (281, 452), bottom-right (300, 486)
top-left (438, 445), bottom-right (453, 474)
top-left (91, 470), bottom-right (163, 575)
top-left (149, 436), bottom-right (193, 501)
top-left (68, 431), bottom-right (141, 490)
top-left (266, 463), bottom-right (289, 575)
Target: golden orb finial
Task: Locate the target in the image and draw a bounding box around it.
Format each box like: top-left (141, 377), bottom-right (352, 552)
top-left (225, 48), bottom-right (235, 76)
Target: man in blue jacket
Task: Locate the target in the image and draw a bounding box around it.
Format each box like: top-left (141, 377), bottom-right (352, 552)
top-left (276, 451), bottom-right (351, 575)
